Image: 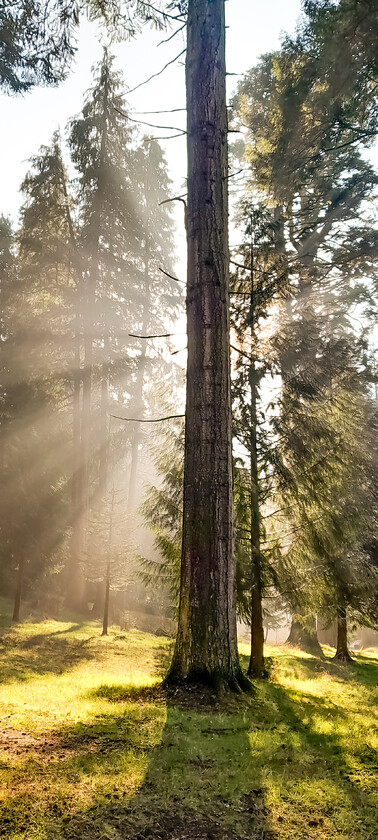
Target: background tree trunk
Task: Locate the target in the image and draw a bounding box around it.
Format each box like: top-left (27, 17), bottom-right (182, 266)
top-left (102, 566), bottom-right (110, 636)
top-left (12, 555), bottom-right (24, 622)
top-left (287, 613), bottom-right (324, 658)
top-left (167, 0), bottom-right (246, 690)
top-left (333, 604), bottom-right (353, 662)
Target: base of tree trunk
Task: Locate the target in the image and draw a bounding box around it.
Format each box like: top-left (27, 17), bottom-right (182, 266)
top-left (332, 606), bottom-right (352, 663)
top-left (286, 618), bottom-right (324, 658)
top-left (163, 665), bottom-right (252, 695)
top-left (247, 663), bottom-right (268, 679)
top-left (332, 649), bottom-right (353, 663)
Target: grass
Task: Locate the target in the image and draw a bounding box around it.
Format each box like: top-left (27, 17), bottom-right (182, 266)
top-left (0, 597), bottom-right (377, 840)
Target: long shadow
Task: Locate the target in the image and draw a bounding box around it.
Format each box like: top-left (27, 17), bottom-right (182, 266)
top-left (0, 623), bottom-right (95, 683)
top-left (247, 646), bottom-right (378, 689)
top-left (260, 680), bottom-right (376, 834)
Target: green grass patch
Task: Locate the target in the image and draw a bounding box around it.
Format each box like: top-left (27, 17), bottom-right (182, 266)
top-left (0, 598), bottom-right (377, 840)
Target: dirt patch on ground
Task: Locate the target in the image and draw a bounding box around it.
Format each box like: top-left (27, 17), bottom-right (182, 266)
top-left (0, 727), bottom-right (134, 763)
top-left (63, 809), bottom-right (272, 840)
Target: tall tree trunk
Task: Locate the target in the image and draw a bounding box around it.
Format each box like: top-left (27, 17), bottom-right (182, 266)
top-left (333, 603), bottom-right (353, 662)
top-left (287, 612), bottom-right (324, 657)
top-left (12, 555), bottom-right (25, 622)
top-left (167, 0), bottom-right (246, 691)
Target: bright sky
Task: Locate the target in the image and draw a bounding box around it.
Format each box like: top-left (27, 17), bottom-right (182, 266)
top-left (0, 0), bottom-right (303, 224)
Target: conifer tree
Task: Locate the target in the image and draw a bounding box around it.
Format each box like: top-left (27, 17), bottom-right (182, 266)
top-left (0, 136), bottom-right (75, 618)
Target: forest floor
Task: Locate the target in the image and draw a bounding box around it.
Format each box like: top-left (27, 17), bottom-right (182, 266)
top-left (0, 599), bottom-right (377, 840)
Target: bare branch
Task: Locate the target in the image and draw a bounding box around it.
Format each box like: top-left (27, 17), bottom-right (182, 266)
top-left (134, 107), bottom-right (186, 114)
top-left (171, 346), bottom-right (187, 355)
top-left (127, 49), bottom-right (186, 95)
top-left (157, 23), bottom-right (186, 45)
top-left (126, 113), bottom-right (186, 133)
top-left (158, 266), bottom-right (183, 283)
top-left (136, 1), bottom-right (187, 23)
top-left (129, 332), bottom-right (174, 339)
top-left (111, 413), bottom-right (185, 423)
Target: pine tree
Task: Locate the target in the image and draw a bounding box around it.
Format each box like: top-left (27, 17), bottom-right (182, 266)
top-left (0, 136), bottom-right (75, 618)
top-left (230, 201), bottom-right (288, 676)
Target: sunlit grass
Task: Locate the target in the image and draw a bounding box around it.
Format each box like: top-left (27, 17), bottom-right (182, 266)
top-left (0, 599), bottom-right (377, 840)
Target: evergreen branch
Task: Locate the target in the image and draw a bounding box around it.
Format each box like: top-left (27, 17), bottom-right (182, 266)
top-left (126, 49), bottom-right (186, 95)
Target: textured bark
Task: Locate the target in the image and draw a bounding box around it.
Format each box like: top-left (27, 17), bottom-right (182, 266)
top-left (167, 0), bottom-right (246, 690)
top-left (333, 605), bottom-right (353, 662)
top-left (287, 614), bottom-right (324, 657)
top-left (12, 555), bottom-right (24, 622)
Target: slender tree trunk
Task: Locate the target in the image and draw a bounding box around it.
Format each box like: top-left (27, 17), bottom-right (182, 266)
top-left (167, 0), bottom-right (247, 691)
top-left (98, 334), bottom-right (109, 497)
top-left (67, 318), bottom-right (86, 610)
top-left (128, 238), bottom-right (150, 512)
top-left (61, 161), bottom-right (86, 612)
top-left (92, 581), bottom-right (105, 618)
top-left (333, 603), bottom-right (353, 662)
top-left (287, 612), bottom-right (324, 657)
top-left (102, 565), bottom-right (110, 636)
top-left (12, 555), bottom-right (25, 622)
top-left (102, 487), bottom-right (114, 636)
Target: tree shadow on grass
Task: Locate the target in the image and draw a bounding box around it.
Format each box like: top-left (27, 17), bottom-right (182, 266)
top-left (0, 640), bottom-right (272, 840)
top-left (0, 624), bottom-right (95, 683)
top-left (59, 693), bottom-right (272, 840)
top-left (240, 646), bottom-right (378, 690)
